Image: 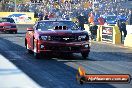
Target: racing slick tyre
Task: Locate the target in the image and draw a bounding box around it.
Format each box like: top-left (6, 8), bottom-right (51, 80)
top-left (81, 52), bottom-right (89, 59)
top-left (34, 52), bottom-right (41, 59)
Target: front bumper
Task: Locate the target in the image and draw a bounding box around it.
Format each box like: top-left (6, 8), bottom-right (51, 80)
top-left (36, 40), bottom-right (90, 53)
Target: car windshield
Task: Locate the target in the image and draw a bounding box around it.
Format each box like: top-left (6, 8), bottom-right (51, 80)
top-left (37, 21), bottom-right (79, 31)
top-left (105, 16), bottom-right (117, 21)
top-left (0, 18), bottom-right (15, 23)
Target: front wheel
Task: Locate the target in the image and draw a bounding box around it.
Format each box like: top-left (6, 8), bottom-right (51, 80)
top-left (34, 52), bottom-right (41, 59)
top-left (26, 44), bottom-right (33, 54)
top-left (81, 52), bottom-right (89, 59)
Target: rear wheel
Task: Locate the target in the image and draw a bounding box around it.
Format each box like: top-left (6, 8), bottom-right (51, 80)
top-left (26, 43), bottom-right (33, 54)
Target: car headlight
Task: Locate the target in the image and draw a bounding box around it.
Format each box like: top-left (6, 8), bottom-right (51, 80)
top-left (78, 35), bottom-right (87, 41)
top-left (40, 36), bottom-right (51, 40)
top-left (84, 44), bottom-right (89, 48)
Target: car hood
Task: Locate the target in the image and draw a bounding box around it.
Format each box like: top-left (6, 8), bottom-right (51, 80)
top-left (0, 22), bottom-right (16, 26)
top-left (36, 30), bottom-right (87, 36)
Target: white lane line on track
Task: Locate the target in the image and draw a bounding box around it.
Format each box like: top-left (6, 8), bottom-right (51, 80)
top-left (0, 54), bottom-right (41, 88)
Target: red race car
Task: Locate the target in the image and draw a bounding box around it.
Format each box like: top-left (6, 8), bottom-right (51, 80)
top-left (0, 17), bottom-right (17, 33)
top-left (25, 20), bottom-right (90, 59)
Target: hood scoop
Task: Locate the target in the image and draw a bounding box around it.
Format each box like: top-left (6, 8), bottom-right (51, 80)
top-left (54, 26), bottom-right (67, 30)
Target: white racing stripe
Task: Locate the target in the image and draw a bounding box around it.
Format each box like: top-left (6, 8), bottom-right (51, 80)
top-left (0, 54), bottom-right (41, 88)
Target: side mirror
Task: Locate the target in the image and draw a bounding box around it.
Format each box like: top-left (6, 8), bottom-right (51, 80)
top-left (27, 27), bottom-right (33, 31)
